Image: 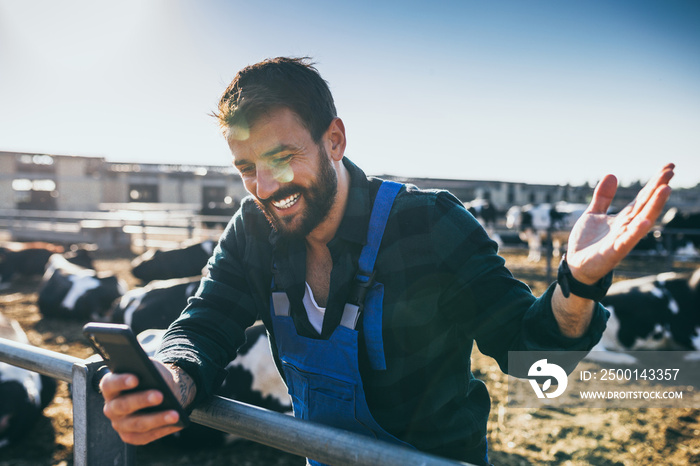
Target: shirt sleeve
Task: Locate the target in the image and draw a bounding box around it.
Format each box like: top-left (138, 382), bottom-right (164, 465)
top-left (154, 201), bottom-right (262, 405)
top-left (432, 191), bottom-right (609, 374)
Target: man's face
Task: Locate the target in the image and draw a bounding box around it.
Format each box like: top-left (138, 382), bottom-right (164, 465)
top-left (228, 108), bottom-right (338, 238)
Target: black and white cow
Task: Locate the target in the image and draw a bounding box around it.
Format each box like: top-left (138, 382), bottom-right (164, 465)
top-left (136, 324), bottom-right (290, 448)
top-left (596, 268), bottom-right (700, 356)
top-left (660, 208), bottom-right (700, 257)
top-left (38, 254), bottom-right (125, 320)
top-left (131, 240), bottom-right (216, 283)
top-left (506, 202), bottom-right (587, 261)
top-left (0, 243), bottom-right (95, 289)
top-left (0, 243), bottom-right (61, 288)
top-left (464, 199), bottom-right (498, 228)
top-left (219, 324), bottom-right (291, 414)
top-left (110, 277), bottom-right (201, 335)
top-left (0, 312), bottom-right (57, 449)
top-left (109, 277), bottom-right (290, 447)
top-left (112, 281), bottom-right (289, 412)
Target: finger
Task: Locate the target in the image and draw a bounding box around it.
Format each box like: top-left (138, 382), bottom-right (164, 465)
top-left (100, 372), bottom-right (139, 401)
top-left (588, 174), bottom-right (618, 214)
top-left (113, 411), bottom-right (183, 445)
top-left (629, 163), bottom-right (675, 218)
top-left (103, 389), bottom-right (164, 420)
top-left (613, 184), bottom-right (673, 253)
top-left (119, 424), bottom-right (184, 446)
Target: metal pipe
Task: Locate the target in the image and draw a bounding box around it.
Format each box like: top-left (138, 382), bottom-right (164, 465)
top-left (1, 338), bottom-right (470, 465)
top-left (0, 337), bottom-right (80, 382)
top-left (191, 396), bottom-right (468, 466)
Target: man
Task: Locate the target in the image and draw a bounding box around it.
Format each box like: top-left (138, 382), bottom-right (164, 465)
top-left (100, 57), bottom-right (674, 465)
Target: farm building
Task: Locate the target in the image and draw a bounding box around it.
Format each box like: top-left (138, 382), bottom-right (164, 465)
top-left (0, 151), bottom-right (247, 213)
top-left (1, 150), bottom-right (696, 215)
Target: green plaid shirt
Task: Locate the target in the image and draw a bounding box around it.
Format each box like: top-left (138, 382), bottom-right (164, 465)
top-left (157, 157), bottom-right (608, 463)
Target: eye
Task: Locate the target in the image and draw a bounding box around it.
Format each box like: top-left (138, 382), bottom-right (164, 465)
top-left (236, 163), bottom-right (255, 177)
top-left (270, 154), bottom-right (293, 167)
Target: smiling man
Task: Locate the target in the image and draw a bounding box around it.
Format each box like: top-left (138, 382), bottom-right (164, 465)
top-left (229, 107), bottom-right (345, 241)
top-left (99, 57), bottom-right (674, 466)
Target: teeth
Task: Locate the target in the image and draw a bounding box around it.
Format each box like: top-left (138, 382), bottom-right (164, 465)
top-left (272, 193), bottom-right (300, 210)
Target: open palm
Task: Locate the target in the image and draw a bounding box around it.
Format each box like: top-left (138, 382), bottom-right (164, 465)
top-left (565, 163), bottom-right (675, 285)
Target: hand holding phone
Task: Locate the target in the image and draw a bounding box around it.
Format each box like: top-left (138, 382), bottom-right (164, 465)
top-left (83, 322), bottom-right (189, 428)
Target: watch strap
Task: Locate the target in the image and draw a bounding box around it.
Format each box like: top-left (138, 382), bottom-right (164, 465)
top-left (557, 255), bottom-right (613, 301)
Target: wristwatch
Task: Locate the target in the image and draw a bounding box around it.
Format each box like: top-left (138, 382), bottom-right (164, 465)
top-left (557, 255), bottom-right (613, 301)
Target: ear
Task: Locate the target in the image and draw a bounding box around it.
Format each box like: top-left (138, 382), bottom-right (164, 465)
top-left (325, 118), bottom-right (346, 162)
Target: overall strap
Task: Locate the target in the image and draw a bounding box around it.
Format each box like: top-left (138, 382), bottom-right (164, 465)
top-left (343, 180), bottom-right (402, 320)
top-left (357, 180), bottom-right (403, 281)
top-left (341, 180), bottom-right (402, 370)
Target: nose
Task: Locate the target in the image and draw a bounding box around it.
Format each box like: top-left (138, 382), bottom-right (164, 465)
top-left (255, 165), bottom-right (280, 201)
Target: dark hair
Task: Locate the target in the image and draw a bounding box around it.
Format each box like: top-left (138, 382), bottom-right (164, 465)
top-left (215, 57), bottom-right (337, 142)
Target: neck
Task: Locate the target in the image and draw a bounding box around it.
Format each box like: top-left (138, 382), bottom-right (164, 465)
top-left (305, 160), bottom-right (350, 248)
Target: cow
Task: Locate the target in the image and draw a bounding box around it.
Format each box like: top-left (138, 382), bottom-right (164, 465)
top-left (109, 277), bottom-right (201, 335)
top-left (111, 278), bottom-right (289, 412)
top-left (131, 240), bottom-right (216, 283)
top-left (464, 199), bottom-right (498, 228)
top-left (218, 324), bottom-right (291, 415)
top-left (629, 231), bottom-right (665, 255)
top-left (0, 242), bottom-right (64, 289)
top-left (660, 208), bottom-right (700, 257)
top-left (38, 254), bottom-right (125, 321)
top-left (506, 202), bottom-right (587, 262)
top-left (591, 268), bottom-right (700, 364)
top-left (109, 277), bottom-right (290, 447)
top-left (0, 243), bottom-right (95, 289)
top-left (0, 312), bottom-right (57, 449)
top-left (135, 324), bottom-right (290, 448)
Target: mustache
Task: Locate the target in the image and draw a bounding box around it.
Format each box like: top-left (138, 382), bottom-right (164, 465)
top-left (259, 185), bottom-right (303, 208)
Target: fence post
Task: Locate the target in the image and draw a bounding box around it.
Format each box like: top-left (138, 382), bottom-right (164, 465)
top-left (187, 216), bottom-right (195, 240)
top-left (140, 217), bottom-right (148, 252)
top-left (664, 231), bottom-right (674, 271)
top-left (72, 360), bottom-right (136, 466)
top-left (545, 227), bottom-right (554, 283)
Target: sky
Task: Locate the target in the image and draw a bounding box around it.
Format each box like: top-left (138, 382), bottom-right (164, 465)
top-left (1, 0), bottom-right (698, 188)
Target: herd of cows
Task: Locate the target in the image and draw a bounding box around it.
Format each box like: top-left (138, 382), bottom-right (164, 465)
top-left (0, 240), bottom-right (290, 450)
top-left (498, 201), bottom-right (700, 262)
top-left (0, 200), bottom-right (699, 451)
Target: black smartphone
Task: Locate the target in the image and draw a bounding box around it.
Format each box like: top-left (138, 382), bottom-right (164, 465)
top-left (82, 322), bottom-right (189, 427)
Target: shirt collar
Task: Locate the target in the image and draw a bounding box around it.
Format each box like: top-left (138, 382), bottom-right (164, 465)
top-left (334, 157), bottom-right (373, 246)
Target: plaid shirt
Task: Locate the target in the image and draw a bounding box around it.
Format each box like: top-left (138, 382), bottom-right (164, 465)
top-left (157, 157), bottom-right (608, 464)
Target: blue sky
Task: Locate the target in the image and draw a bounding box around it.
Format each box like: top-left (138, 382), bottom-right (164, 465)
top-left (1, 0), bottom-right (698, 187)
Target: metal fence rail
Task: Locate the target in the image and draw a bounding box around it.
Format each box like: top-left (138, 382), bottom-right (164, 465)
top-left (0, 337), bottom-right (468, 466)
top-left (0, 207), bottom-right (231, 251)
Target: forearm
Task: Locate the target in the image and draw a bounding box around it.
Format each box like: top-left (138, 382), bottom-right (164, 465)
top-left (551, 284), bottom-right (596, 338)
top-left (164, 363), bottom-right (197, 408)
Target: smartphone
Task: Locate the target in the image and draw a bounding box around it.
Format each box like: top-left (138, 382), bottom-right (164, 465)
top-left (82, 322), bottom-right (189, 427)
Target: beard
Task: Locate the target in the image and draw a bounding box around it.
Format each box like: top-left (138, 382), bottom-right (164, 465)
top-left (256, 145), bottom-right (338, 239)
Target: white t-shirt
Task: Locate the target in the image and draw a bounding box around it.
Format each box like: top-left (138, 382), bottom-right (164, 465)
top-left (303, 281), bottom-right (326, 334)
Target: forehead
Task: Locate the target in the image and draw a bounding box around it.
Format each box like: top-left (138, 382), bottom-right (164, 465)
top-left (226, 107), bottom-right (313, 160)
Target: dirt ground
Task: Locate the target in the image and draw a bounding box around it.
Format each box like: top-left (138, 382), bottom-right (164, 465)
top-left (1, 247), bottom-right (699, 466)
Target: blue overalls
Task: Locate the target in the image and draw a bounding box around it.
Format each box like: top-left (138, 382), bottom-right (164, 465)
top-left (270, 181), bottom-right (414, 466)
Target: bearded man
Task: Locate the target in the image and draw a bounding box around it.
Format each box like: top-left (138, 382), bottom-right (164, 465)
top-left (100, 57), bottom-right (674, 466)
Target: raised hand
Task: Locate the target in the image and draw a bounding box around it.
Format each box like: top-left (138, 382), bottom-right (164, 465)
top-left (565, 163), bottom-right (675, 285)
